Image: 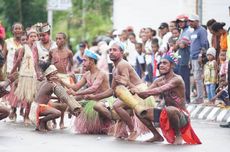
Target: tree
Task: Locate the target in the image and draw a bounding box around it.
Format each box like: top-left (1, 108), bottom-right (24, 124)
top-left (52, 0), bottom-right (113, 49)
top-left (0, 0), bottom-right (47, 35)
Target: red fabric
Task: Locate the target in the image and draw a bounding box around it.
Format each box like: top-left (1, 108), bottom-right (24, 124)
top-left (152, 59), bottom-right (157, 77)
top-left (0, 25), bottom-right (6, 39)
top-left (160, 108), bottom-right (202, 144)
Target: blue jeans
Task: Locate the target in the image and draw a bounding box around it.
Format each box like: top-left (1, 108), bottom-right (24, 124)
top-left (205, 84), bottom-right (216, 101)
top-left (178, 65), bottom-right (190, 103)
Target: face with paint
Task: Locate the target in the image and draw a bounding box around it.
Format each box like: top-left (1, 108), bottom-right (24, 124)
top-left (82, 56), bottom-right (94, 71)
top-left (56, 33), bottom-right (66, 48)
top-left (159, 58), bottom-right (173, 75)
top-left (39, 32), bottom-right (50, 44)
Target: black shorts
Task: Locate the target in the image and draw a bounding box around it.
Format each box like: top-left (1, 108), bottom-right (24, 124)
top-left (153, 108), bottom-right (162, 123)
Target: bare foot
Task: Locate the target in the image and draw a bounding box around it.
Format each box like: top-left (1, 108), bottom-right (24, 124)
top-left (45, 123), bottom-right (53, 131)
top-left (145, 135), bottom-right (164, 142)
top-left (173, 136), bottom-right (183, 145)
top-left (24, 118), bottom-right (31, 126)
top-left (51, 122), bottom-right (57, 129)
top-left (9, 112), bottom-right (17, 122)
top-left (37, 122), bottom-right (47, 132)
top-left (20, 108), bottom-right (24, 116)
top-left (127, 131), bottom-right (139, 141)
top-left (116, 132), bottom-right (128, 139)
top-left (59, 123), bottom-right (67, 129)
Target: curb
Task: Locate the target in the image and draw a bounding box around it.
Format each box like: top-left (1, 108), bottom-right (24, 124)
top-left (187, 104), bottom-right (230, 123)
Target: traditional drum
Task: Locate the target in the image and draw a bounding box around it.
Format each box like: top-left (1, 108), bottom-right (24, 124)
top-left (53, 85), bottom-right (82, 116)
top-left (114, 85), bottom-right (146, 116)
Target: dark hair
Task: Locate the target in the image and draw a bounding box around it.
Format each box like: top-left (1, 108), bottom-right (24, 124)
top-left (151, 38), bottom-right (159, 45)
top-left (211, 22), bottom-right (226, 32)
top-left (206, 19), bottom-right (216, 27)
top-left (135, 42), bottom-right (142, 48)
top-left (146, 27), bottom-right (157, 37)
top-left (172, 28), bottom-right (180, 33)
top-left (168, 36), bottom-right (178, 44)
top-left (129, 32), bottom-right (136, 38)
top-left (39, 60), bottom-right (51, 72)
top-left (201, 25), bottom-right (207, 30)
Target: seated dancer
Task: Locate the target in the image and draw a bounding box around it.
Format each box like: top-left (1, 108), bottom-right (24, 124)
top-left (59, 49), bottom-right (112, 134)
top-left (29, 65), bottom-right (61, 132)
top-left (86, 41), bottom-right (156, 140)
top-left (131, 53), bottom-right (201, 144)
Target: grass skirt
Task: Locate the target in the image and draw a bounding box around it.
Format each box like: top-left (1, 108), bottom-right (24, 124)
top-left (14, 76), bottom-right (37, 103)
top-left (4, 82), bottom-right (27, 108)
top-left (74, 100), bottom-right (110, 134)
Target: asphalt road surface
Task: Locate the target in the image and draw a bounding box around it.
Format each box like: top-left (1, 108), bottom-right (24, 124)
top-left (0, 116), bottom-right (229, 152)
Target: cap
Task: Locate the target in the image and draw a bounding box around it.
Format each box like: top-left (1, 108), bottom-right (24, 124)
top-left (206, 47), bottom-right (216, 57)
top-left (79, 43), bottom-right (86, 48)
top-left (39, 23), bottom-right (51, 33)
top-left (158, 22), bottom-right (169, 29)
top-left (26, 28), bottom-right (37, 36)
top-left (84, 49), bottom-right (99, 61)
top-left (176, 14), bottom-right (188, 22)
top-left (178, 37), bottom-right (190, 45)
top-left (109, 41), bottom-right (125, 52)
top-left (188, 14), bottom-right (200, 21)
top-left (162, 51), bottom-right (179, 64)
top-left (44, 65), bottom-right (57, 76)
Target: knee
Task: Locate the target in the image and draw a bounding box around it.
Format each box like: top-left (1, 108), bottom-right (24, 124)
top-left (54, 110), bottom-right (61, 118)
top-left (93, 102), bottom-right (102, 112)
top-left (113, 104), bottom-right (120, 112)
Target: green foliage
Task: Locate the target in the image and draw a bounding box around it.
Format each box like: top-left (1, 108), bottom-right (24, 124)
top-left (53, 0), bottom-right (113, 48)
top-left (0, 0), bottom-right (113, 48)
top-left (0, 0), bottom-right (47, 36)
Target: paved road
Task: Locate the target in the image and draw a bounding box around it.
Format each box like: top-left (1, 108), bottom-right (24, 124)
top-left (0, 117), bottom-right (229, 152)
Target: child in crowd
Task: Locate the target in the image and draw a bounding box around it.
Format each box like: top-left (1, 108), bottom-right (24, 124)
top-left (204, 48), bottom-right (218, 103)
top-left (151, 39), bottom-right (161, 80)
top-left (167, 36), bottom-right (179, 74)
top-left (219, 51), bottom-right (228, 77)
top-left (210, 51), bottom-right (229, 106)
top-left (135, 42), bottom-right (145, 79)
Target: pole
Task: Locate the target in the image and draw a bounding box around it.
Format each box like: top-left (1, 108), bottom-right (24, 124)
top-left (82, 0), bottom-right (86, 40)
top-left (198, 0), bottom-right (203, 24)
top-left (48, 9), bottom-right (53, 37)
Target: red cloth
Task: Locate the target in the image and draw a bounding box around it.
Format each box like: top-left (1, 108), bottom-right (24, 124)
top-left (0, 25), bottom-right (6, 39)
top-left (160, 108), bottom-right (202, 144)
top-left (152, 59), bottom-right (157, 77)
